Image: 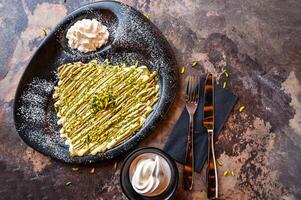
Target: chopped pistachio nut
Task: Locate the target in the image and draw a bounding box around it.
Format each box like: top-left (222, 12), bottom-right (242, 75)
top-left (145, 14), bottom-right (150, 20)
top-left (66, 181), bottom-right (72, 186)
top-left (223, 82), bottom-right (227, 88)
top-left (126, 57), bottom-right (131, 65)
top-left (239, 105), bottom-right (245, 112)
top-left (135, 60), bottom-right (141, 67)
top-left (180, 66), bottom-right (186, 74)
top-left (230, 170), bottom-right (235, 176)
top-left (104, 59), bottom-right (111, 65)
top-left (90, 168), bottom-right (95, 174)
top-left (223, 170), bottom-right (228, 176)
top-left (224, 71), bottom-right (229, 78)
top-left (191, 61), bottom-right (198, 68)
top-left (42, 29), bottom-right (48, 36)
top-left (114, 161), bottom-right (118, 170)
top-left (217, 160), bottom-right (223, 166)
top-left (89, 90), bottom-right (116, 113)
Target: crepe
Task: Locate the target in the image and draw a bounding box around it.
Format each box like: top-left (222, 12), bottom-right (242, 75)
top-left (53, 60), bottom-right (159, 156)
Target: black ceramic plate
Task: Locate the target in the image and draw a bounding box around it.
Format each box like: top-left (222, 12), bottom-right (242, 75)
top-left (13, 1), bottom-right (177, 164)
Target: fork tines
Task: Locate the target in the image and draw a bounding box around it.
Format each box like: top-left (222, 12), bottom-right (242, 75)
top-left (186, 75), bottom-right (200, 103)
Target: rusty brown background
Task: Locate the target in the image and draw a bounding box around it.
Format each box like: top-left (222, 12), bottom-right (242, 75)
top-left (0, 0), bottom-right (301, 199)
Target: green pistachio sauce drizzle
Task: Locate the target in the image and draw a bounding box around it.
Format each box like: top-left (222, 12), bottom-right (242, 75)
top-left (53, 60), bottom-right (159, 156)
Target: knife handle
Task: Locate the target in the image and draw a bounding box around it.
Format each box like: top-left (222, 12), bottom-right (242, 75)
top-left (183, 116), bottom-right (194, 190)
top-left (207, 129), bottom-right (218, 199)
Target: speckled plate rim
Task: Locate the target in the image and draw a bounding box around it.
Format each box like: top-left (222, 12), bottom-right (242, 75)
top-left (13, 0), bottom-right (178, 164)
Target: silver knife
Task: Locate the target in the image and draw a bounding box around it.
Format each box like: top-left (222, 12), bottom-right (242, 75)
top-left (203, 73), bottom-right (218, 199)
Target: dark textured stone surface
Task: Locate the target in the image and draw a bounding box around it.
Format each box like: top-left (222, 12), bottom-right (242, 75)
top-left (0, 0), bottom-right (301, 199)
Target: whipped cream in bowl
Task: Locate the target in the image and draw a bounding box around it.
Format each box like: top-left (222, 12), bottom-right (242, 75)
top-left (120, 147), bottom-right (178, 200)
top-left (130, 154), bottom-right (171, 197)
top-left (66, 18), bottom-right (109, 53)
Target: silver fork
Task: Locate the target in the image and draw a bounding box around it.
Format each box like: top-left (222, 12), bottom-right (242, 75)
top-left (183, 75), bottom-right (200, 190)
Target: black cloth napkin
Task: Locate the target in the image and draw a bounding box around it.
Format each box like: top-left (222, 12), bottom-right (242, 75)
top-left (164, 78), bottom-right (238, 172)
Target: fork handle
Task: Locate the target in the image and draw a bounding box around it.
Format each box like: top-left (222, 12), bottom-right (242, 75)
top-left (207, 129), bottom-right (218, 199)
top-left (183, 115), bottom-right (194, 190)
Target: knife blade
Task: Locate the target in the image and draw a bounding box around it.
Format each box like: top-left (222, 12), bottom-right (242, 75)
top-left (203, 74), bottom-right (214, 130)
top-left (203, 73), bottom-right (218, 199)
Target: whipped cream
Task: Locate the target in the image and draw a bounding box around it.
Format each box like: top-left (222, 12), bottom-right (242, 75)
top-left (66, 19), bottom-right (109, 53)
top-left (130, 154), bottom-right (171, 197)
